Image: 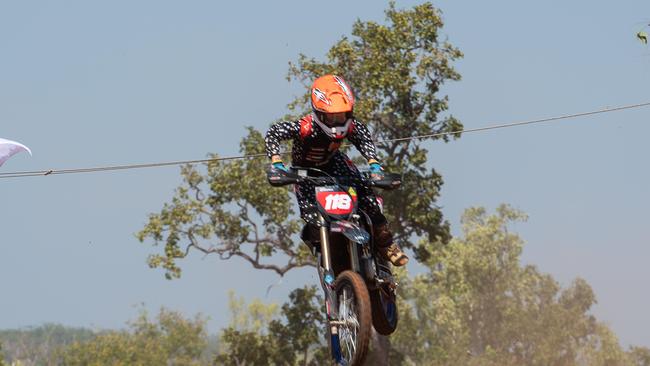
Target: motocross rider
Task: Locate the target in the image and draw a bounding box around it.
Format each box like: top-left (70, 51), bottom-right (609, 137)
top-left (264, 74), bottom-right (408, 266)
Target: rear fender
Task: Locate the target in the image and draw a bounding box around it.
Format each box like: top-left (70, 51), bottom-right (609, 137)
top-left (330, 220), bottom-right (370, 244)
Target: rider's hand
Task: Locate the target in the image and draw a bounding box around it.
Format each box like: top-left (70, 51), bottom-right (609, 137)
top-left (271, 156), bottom-right (289, 172)
top-left (369, 159), bottom-right (384, 179)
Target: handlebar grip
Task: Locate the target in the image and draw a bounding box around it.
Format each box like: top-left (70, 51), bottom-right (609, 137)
top-left (267, 167), bottom-right (300, 186)
top-left (369, 173), bottom-right (402, 190)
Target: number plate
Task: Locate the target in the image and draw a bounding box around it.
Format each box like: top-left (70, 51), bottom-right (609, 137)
top-left (315, 187), bottom-right (357, 216)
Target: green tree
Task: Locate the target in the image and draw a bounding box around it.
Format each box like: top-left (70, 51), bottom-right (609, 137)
top-left (136, 3), bottom-right (463, 363)
top-left (137, 1), bottom-right (462, 279)
top-left (391, 205), bottom-right (633, 366)
top-left (286, 1), bottom-right (463, 260)
top-left (137, 128), bottom-right (312, 279)
top-left (0, 324), bottom-right (94, 365)
top-left (0, 343), bottom-right (6, 366)
top-left (214, 205), bottom-right (650, 365)
top-left (628, 346), bottom-right (650, 366)
top-left (215, 286), bottom-right (328, 366)
top-left (577, 324), bottom-right (631, 366)
top-left (58, 308), bottom-right (209, 366)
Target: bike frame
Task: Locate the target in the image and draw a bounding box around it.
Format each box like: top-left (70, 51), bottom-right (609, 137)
top-left (318, 211), bottom-right (368, 314)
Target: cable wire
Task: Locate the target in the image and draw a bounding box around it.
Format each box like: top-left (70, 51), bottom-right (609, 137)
top-left (1, 101), bottom-right (649, 179)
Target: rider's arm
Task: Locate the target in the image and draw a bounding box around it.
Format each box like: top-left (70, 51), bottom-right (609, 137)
top-left (265, 121), bottom-right (301, 161)
top-left (348, 120), bottom-right (380, 165)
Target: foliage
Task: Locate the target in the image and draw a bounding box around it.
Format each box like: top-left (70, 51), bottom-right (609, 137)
top-left (6, 206), bottom-right (650, 365)
top-left (137, 1), bottom-right (463, 279)
top-left (628, 346), bottom-right (650, 366)
top-left (637, 21), bottom-right (650, 45)
top-left (132, 2), bottom-right (649, 363)
top-left (390, 205), bottom-right (638, 365)
top-left (137, 128), bottom-right (312, 279)
top-left (215, 286), bottom-right (328, 366)
top-left (57, 308), bottom-right (209, 366)
top-left (225, 290), bottom-right (279, 333)
top-left (0, 324), bottom-right (94, 365)
top-left (638, 25), bottom-right (649, 45)
top-left (211, 205), bottom-right (650, 365)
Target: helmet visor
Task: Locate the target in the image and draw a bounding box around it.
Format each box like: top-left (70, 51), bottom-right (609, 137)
top-left (322, 112), bottom-right (351, 127)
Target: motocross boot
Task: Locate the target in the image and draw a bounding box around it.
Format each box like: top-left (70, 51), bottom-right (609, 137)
top-left (373, 223), bottom-right (409, 267)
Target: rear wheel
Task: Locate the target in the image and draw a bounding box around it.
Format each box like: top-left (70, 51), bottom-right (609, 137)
top-left (332, 270), bottom-right (372, 366)
top-left (370, 285), bottom-right (398, 335)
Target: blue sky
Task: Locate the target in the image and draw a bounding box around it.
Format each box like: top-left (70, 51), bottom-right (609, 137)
top-left (1, 0), bottom-right (649, 347)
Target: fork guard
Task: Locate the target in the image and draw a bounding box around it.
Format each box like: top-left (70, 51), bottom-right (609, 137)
top-left (330, 220), bottom-right (370, 244)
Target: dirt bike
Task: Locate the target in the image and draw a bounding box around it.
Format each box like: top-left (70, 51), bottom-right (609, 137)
top-left (267, 165), bottom-right (401, 366)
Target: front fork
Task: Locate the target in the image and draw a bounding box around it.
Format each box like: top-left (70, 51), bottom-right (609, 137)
top-left (317, 214), bottom-right (346, 363)
top-left (317, 214), bottom-right (337, 311)
top-left (318, 214), bottom-right (365, 311)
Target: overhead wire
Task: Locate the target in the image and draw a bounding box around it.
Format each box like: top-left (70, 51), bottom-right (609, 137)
top-left (1, 101), bottom-right (649, 180)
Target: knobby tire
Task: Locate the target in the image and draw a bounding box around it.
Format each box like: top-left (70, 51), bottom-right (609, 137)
top-left (333, 270), bottom-right (372, 366)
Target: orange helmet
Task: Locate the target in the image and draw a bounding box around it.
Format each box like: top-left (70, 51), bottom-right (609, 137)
top-left (311, 75), bottom-right (355, 139)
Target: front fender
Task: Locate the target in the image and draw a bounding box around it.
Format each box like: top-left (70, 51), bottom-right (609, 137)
top-left (330, 220), bottom-right (370, 244)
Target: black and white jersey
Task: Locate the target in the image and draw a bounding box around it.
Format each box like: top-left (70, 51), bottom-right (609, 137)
top-left (264, 114), bottom-right (379, 166)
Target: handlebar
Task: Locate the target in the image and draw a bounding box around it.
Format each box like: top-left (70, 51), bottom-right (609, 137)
top-left (267, 166), bottom-right (402, 190)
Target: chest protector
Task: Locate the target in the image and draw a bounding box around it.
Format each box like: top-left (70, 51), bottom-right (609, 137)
top-left (296, 115), bottom-right (351, 165)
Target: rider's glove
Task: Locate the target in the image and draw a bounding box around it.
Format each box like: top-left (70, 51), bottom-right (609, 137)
top-left (368, 159), bottom-right (384, 179)
top-left (271, 157), bottom-right (289, 172)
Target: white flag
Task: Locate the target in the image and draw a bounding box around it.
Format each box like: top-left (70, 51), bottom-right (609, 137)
top-left (0, 138), bottom-right (32, 167)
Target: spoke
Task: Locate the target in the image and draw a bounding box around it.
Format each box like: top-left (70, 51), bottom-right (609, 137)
top-left (344, 335), bottom-right (353, 360)
top-left (336, 282), bottom-right (362, 363)
top-left (340, 286), bottom-right (351, 361)
top-left (349, 332), bottom-right (357, 353)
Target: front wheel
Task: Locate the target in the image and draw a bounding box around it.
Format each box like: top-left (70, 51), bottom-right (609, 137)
top-left (332, 270), bottom-right (372, 366)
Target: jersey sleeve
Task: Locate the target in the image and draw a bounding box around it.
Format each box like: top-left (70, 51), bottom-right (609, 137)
top-left (348, 120), bottom-right (379, 162)
top-left (265, 121), bottom-right (301, 159)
